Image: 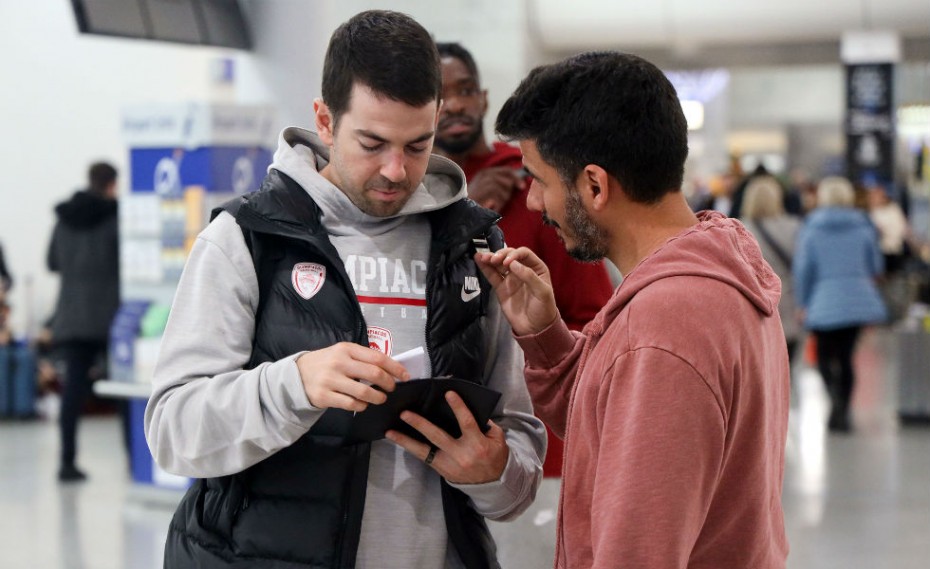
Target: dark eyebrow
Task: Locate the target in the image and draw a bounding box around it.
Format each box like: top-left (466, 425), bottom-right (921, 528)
top-left (355, 129), bottom-right (434, 145)
top-left (522, 163), bottom-right (539, 181)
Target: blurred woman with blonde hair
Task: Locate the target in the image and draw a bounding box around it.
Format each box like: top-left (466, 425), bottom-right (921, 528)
top-left (741, 176), bottom-right (802, 372)
top-left (794, 176), bottom-right (887, 432)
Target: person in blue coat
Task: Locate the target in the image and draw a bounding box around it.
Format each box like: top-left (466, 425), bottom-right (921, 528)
top-left (794, 176), bottom-right (887, 432)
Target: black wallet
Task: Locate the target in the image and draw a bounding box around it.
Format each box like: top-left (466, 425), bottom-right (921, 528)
top-left (335, 377), bottom-right (502, 444)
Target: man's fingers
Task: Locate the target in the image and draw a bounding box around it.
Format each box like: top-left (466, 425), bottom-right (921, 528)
top-left (478, 250), bottom-right (544, 291)
top-left (444, 391), bottom-right (480, 434)
top-left (340, 359), bottom-right (400, 393)
top-left (384, 429), bottom-right (432, 459)
top-left (334, 342), bottom-right (410, 384)
top-left (335, 375), bottom-right (389, 405)
top-left (399, 410), bottom-right (455, 449)
top-left (484, 419), bottom-right (506, 443)
top-left (506, 258), bottom-right (548, 293)
top-left (319, 391), bottom-right (370, 413)
top-left (474, 252), bottom-right (508, 287)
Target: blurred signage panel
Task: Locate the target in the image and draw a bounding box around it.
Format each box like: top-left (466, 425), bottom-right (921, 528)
top-left (121, 103), bottom-right (276, 148)
top-left (845, 63), bottom-right (894, 186)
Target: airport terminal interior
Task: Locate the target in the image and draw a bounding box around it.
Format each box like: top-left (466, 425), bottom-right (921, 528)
top-left (1, 1), bottom-right (929, 568)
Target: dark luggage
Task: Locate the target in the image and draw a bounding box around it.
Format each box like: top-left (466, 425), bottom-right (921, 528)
top-left (0, 341), bottom-right (37, 418)
top-left (895, 326), bottom-right (930, 425)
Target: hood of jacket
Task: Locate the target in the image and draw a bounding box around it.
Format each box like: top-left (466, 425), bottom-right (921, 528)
top-left (588, 210), bottom-right (780, 338)
top-left (54, 190), bottom-right (117, 229)
top-left (268, 127), bottom-right (467, 235)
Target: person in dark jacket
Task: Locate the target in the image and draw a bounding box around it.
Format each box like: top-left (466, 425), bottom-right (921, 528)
top-left (144, 11), bottom-right (544, 569)
top-left (48, 161), bottom-right (120, 481)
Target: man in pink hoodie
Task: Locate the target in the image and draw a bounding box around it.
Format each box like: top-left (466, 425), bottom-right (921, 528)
top-left (476, 52), bottom-right (790, 568)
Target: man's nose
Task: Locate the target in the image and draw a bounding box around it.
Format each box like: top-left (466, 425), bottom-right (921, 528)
top-left (442, 95), bottom-right (465, 115)
top-left (381, 150), bottom-right (407, 183)
top-left (525, 179), bottom-right (543, 212)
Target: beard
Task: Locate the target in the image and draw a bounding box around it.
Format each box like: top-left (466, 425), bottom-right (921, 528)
top-left (434, 119), bottom-right (484, 155)
top-left (560, 189), bottom-right (609, 262)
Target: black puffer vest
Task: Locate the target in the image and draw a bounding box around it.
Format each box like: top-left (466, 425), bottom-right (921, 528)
top-left (164, 170), bottom-right (504, 568)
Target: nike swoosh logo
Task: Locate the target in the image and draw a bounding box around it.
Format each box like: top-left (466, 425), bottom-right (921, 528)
top-left (461, 287), bottom-right (481, 302)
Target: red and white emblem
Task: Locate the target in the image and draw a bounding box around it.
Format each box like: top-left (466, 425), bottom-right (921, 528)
top-left (367, 326), bottom-right (393, 355)
top-left (291, 262), bottom-right (326, 300)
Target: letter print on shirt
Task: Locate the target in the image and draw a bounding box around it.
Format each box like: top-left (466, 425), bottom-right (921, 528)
top-left (344, 254), bottom-right (428, 354)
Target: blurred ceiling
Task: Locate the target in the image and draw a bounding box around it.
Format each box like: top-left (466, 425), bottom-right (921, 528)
top-left (529, 0), bottom-right (930, 67)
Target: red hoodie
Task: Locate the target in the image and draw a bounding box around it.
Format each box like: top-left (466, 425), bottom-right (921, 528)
top-left (517, 211), bottom-right (790, 568)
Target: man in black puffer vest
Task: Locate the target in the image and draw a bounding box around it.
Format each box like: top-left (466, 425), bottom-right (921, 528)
top-left (144, 10), bottom-right (546, 569)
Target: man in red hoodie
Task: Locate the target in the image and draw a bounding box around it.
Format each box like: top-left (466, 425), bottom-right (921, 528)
top-left (476, 52), bottom-right (790, 568)
top-left (434, 42), bottom-right (614, 476)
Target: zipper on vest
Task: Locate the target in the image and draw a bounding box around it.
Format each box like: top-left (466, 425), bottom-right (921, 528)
top-left (233, 490), bottom-right (250, 526)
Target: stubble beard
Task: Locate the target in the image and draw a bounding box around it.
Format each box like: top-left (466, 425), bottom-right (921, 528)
top-left (563, 189), bottom-right (609, 263)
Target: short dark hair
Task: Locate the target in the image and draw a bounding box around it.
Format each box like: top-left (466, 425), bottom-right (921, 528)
top-left (496, 51), bottom-right (688, 203)
top-left (436, 42), bottom-right (480, 83)
top-left (88, 162), bottom-right (117, 195)
top-left (322, 10), bottom-right (441, 123)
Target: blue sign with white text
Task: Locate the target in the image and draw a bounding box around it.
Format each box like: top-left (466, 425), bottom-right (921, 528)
top-left (130, 146), bottom-right (272, 194)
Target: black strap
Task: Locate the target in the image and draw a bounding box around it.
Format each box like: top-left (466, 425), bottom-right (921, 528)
top-left (753, 219), bottom-right (792, 270)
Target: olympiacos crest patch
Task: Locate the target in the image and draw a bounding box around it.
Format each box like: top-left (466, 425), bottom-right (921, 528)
top-left (292, 262), bottom-right (326, 300)
top-left (367, 326), bottom-right (393, 355)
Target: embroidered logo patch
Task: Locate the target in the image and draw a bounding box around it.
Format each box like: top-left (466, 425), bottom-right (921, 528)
top-left (292, 262), bottom-right (326, 300)
top-left (460, 275), bottom-right (481, 302)
top-left (367, 326), bottom-right (393, 355)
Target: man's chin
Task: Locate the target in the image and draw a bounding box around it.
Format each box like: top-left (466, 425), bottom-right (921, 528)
top-left (435, 136), bottom-right (477, 156)
top-left (567, 245), bottom-right (605, 263)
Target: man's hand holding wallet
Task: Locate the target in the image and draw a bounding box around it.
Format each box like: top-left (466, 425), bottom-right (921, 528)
top-left (297, 344), bottom-right (509, 484)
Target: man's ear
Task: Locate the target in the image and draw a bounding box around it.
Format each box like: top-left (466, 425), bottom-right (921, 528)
top-left (480, 89), bottom-right (489, 116)
top-left (314, 98), bottom-right (335, 146)
top-left (580, 164), bottom-right (611, 212)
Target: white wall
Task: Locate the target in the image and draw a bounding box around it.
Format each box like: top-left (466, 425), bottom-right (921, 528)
top-left (239, 0), bottom-right (527, 143)
top-left (0, 3), bottom-right (243, 334)
top-left (729, 65), bottom-right (845, 128)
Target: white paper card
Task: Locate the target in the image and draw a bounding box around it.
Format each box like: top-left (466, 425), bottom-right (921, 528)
top-left (393, 346), bottom-right (430, 379)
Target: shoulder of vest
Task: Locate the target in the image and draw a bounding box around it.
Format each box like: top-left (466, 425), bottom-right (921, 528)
top-left (211, 170), bottom-right (324, 238)
top-left (427, 199), bottom-right (502, 251)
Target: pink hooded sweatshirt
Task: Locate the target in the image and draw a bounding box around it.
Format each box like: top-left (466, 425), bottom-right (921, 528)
top-left (517, 211), bottom-right (789, 568)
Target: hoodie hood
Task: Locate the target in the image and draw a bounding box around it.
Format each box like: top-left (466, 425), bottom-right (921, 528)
top-left (54, 190), bottom-right (117, 229)
top-left (269, 127), bottom-right (466, 235)
top-left (589, 211), bottom-right (780, 337)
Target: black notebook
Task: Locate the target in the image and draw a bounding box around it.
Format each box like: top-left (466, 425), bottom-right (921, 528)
top-left (336, 378), bottom-right (502, 444)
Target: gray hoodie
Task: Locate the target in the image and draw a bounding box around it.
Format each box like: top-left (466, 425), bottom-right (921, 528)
top-left (144, 128), bottom-right (546, 569)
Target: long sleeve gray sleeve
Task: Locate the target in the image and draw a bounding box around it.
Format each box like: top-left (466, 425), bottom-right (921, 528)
top-left (144, 212), bottom-right (322, 478)
top-left (448, 294), bottom-right (547, 522)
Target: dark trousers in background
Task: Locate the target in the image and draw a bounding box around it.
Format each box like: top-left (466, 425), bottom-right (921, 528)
top-left (814, 326), bottom-right (861, 429)
top-left (58, 340), bottom-right (129, 468)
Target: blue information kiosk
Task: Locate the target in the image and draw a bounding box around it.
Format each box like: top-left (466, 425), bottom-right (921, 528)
top-left (95, 102), bottom-right (275, 495)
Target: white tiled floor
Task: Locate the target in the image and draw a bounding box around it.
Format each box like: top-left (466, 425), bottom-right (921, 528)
top-left (1, 328), bottom-right (928, 568)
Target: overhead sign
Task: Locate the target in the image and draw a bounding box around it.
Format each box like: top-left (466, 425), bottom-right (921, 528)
top-left (121, 103), bottom-right (276, 148)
